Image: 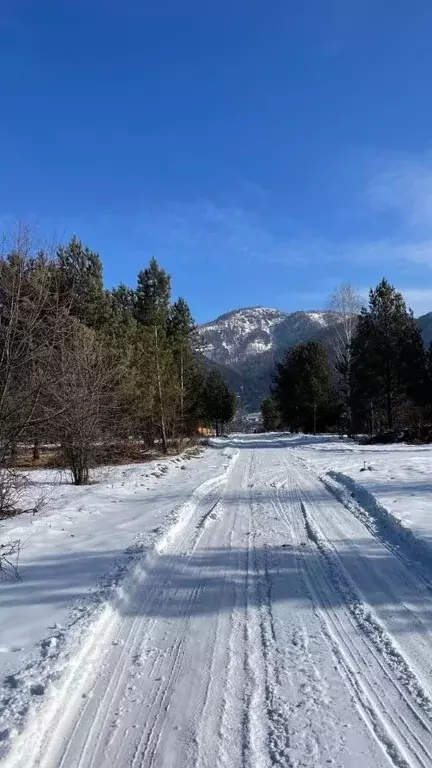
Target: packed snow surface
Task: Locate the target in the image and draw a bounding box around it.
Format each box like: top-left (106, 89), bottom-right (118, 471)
top-left (3, 434), bottom-right (432, 766)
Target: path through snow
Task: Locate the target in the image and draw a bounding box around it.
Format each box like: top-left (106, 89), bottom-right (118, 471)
top-left (4, 435), bottom-right (432, 766)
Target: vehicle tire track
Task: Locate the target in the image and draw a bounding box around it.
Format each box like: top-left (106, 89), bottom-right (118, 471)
top-left (282, 457), bottom-right (432, 768)
top-left (7, 470), bottom-right (233, 768)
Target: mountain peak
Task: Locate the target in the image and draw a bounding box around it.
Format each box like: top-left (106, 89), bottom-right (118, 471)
top-left (196, 306), bottom-right (338, 365)
top-left (203, 306), bottom-right (284, 324)
top-left (197, 306), bottom-right (432, 413)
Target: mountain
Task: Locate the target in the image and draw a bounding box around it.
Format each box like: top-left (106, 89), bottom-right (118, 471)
top-left (197, 307), bottom-right (432, 412)
top-left (196, 307), bottom-right (343, 410)
top-left (196, 306), bottom-right (340, 365)
top-left (418, 312), bottom-right (432, 346)
top-left (196, 307), bottom-right (432, 413)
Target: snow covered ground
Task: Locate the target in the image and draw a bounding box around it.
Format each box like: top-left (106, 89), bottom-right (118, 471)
top-left (291, 434), bottom-right (432, 560)
top-left (3, 434), bottom-right (432, 766)
top-left (0, 447), bottom-right (235, 753)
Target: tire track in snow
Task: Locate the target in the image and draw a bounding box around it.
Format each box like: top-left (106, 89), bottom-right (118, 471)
top-left (215, 453), bottom-right (255, 768)
top-left (4, 458), bottom-right (238, 768)
top-left (300, 499), bottom-right (432, 719)
top-left (193, 526), bottom-right (238, 768)
top-left (267, 474), bottom-right (344, 767)
top-left (74, 451), bottom-right (240, 768)
top-left (298, 497), bottom-right (432, 768)
top-left (320, 470), bottom-right (432, 594)
top-left (241, 521), bottom-right (270, 768)
top-left (214, 452), bottom-right (274, 768)
top-left (284, 458), bottom-right (432, 768)
top-left (76, 477), bottom-right (230, 768)
top-left (251, 541), bottom-right (293, 767)
top-left (216, 539), bottom-right (247, 768)
top-left (241, 458), bottom-right (331, 767)
top-left (245, 467), bottom-right (294, 768)
top-left (57, 484), bottom-right (224, 768)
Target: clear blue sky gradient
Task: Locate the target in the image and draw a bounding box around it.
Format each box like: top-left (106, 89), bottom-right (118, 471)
top-left (2, 1), bottom-right (432, 321)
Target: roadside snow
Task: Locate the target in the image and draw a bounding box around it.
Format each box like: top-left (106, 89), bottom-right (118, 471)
top-left (6, 433), bottom-right (432, 767)
top-left (288, 434), bottom-right (432, 559)
top-left (3, 437), bottom-right (393, 768)
top-left (0, 446), bottom-right (237, 754)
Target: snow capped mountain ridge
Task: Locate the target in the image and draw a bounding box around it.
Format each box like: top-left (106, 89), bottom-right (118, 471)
top-left (196, 306), bottom-right (338, 365)
top-left (197, 306), bottom-right (432, 411)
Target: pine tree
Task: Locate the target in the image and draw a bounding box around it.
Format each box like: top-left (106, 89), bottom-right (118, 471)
top-left (134, 259), bottom-right (172, 453)
top-left (135, 257), bottom-right (170, 328)
top-left (274, 341), bottom-right (334, 434)
top-left (106, 284), bottom-right (137, 342)
top-left (261, 396), bottom-right (280, 431)
top-left (425, 343), bottom-right (432, 418)
top-left (350, 279), bottom-right (426, 433)
top-left (110, 283), bottom-right (136, 317)
top-left (182, 362), bottom-right (208, 434)
top-left (167, 298), bottom-right (195, 436)
top-left (202, 370), bottom-right (236, 435)
top-left (57, 236), bottom-right (108, 329)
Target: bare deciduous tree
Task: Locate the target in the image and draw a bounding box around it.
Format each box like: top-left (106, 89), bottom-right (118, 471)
top-left (51, 321), bottom-right (126, 484)
top-left (328, 283), bottom-right (362, 435)
top-left (0, 223), bottom-right (70, 463)
top-left (0, 223), bottom-right (68, 574)
top-left (328, 284), bottom-right (362, 361)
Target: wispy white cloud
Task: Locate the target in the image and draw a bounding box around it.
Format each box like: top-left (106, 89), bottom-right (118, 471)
top-left (263, 237), bottom-right (432, 269)
top-left (132, 198), bottom-right (432, 272)
top-left (135, 200), bottom-right (308, 267)
top-left (333, 153), bottom-right (432, 269)
top-left (368, 152), bottom-right (432, 234)
top-left (330, 239), bottom-right (432, 268)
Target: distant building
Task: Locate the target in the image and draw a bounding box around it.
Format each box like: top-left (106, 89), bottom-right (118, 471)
top-left (230, 411), bottom-right (263, 432)
top-left (244, 412), bottom-right (262, 425)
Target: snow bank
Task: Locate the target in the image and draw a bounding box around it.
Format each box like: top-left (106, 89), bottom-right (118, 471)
top-left (300, 499), bottom-right (432, 716)
top-left (290, 434), bottom-right (432, 571)
top-left (322, 470), bottom-right (432, 571)
top-left (0, 445), bottom-right (236, 756)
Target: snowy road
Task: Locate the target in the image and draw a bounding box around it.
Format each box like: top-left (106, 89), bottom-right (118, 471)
top-left (6, 435), bottom-right (432, 768)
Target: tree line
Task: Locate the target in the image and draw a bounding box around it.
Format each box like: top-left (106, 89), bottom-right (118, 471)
top-left (261, 279), bottom-right (432, 439)
top-left (0, 225), bottom-right (236, 499)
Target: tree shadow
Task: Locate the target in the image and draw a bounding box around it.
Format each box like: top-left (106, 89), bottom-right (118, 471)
top-left (3, 534), bottom-right (432, 638)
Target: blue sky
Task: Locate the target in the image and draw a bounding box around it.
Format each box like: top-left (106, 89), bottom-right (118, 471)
top-left (2, 1), bottom-right (432, 321)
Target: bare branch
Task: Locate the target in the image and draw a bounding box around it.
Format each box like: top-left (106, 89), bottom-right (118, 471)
top-left (0, 538), bottom-right (21, 581)
top-left (328, 283), bottom-right (362, 365)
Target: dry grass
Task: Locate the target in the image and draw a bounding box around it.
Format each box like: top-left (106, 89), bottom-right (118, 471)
top-left (7, 437), bottom-right (203, 471)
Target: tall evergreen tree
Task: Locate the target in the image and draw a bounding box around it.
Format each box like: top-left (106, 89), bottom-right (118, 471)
top-left (134, 259), bottom-right (171, 453)
top-left (106, 284), bottom-right (137, 341)
top-left (350, 279), bottom-right (426, 432)
top-left (57, 236), bottom-right (108, 329)
top-left (110, 283), bottom-right (136, 316)
top-left (261, 396), bottom-right (280, 431)
top-left (168, 297), bottom-right (194, 339)
top-left (167, 298), bottom-right (195, 436)
top-left (425, 342), bottom-right (432, 420)
top-left (274, 340), bottom-right (334, 434)
top-left (135, 257), bottom-right (170, 328)
top-left (202, 370), bottom-right (236, 435)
